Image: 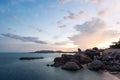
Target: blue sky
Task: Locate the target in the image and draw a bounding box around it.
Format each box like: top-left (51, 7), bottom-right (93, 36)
top-left (0, 0), bottom-right (120, 52)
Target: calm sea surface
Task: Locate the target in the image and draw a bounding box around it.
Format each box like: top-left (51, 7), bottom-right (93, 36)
top-left (0, 52), bottom-right (119, 80)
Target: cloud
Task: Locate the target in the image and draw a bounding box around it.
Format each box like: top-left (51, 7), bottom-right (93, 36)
top-left (34, 27), bottom-right (49, 34)
top-left (11, 15), bottom-right (17, 20)
top-left (75, 18), bottom-right (105, 34)
top-left (69, 18), bottom-right (120, 49)
top-left (96, 0), bottom-right (120, 20)
top-left (97, 10), bottom-right (106, 17)
top-left (57, 20), bottom-right (63, 25)
top-left (1, 33), bottom-right (47, 44)
top-left (8, 27), bottom-right (12, 30)
top-left (36, 28), bottom-right (43, 32)
top-left (53, 35), bottom-right (60, 39)
top-left (64, 10), bottom-right (87, 20)
top-left (57, 10), bottom-right (87, 28)
top-left (103, 30), bottom-right (120, 37)
top-left (59, 24), bottom-right (67, 28)
top-left (55, 41), bottom-right (78, 49)
top-left (90, 0), bottom-right (102, 4)
top-left (59, 0), bottom-right (74, 4)
top-left (116, 22), bottom-right (120, 24)
top-left (7, 27), bottom-right (17, 32)
top-left (30, 26), bottom-right (43, 33)
top-left (59, 0), bottom-right (102, 4)
top-left (11, 0), bottom-right (35, 4)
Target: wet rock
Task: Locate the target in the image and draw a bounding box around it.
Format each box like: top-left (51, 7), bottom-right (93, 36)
top-left (62, 62), bottom-right (82, 71)
top-left (61, 54), bottom-right (74, 63)
top-left (47, 64), bottom-right (50, 66)
top-left (88, 60), bottom-right (104, 71)
top-left (52, 53), bottom-right (92, 68)
top-left (84, 49), bottom-right (100, 59)
top-left (53, 57), bottom-right (65, 67)
top-left (106, 65), bottom-right (120, 72)
top-left (69, 58), bottom-right (81, 67)
top-left (74, 53), bottom-right (92, 64)
top-left (54, 57), bottom-right (64, 63)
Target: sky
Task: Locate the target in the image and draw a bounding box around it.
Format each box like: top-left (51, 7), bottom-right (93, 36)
top-left (0, 0), bottom-right (120, 52)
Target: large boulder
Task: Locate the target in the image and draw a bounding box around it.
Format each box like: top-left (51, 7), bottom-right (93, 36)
top-left (102, 49), bottom-right (120, 61)
top-left (69, 58), bottom-right (81, 67)
top-left (84, 49), bottom-right (100, 59)
top-left (54, 57), bottom-right (64, 63)
top-left (61, 54), bottom-right (74, 62)
top-left (53, 57), bottom-right (64, 67)
top-left (52, 53), bottom-right (92, 68)
top-left (74, 53), bottom-right (92, 64)
top-left (62, 62), bottom-right (82, 71)
top-left (88, 60), bottom-right (104, 71)
top-left (106, 65), bottom-right (120, 72)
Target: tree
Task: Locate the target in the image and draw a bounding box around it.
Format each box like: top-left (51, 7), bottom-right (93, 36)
top-left (110, 39), bottom-right (120, 49)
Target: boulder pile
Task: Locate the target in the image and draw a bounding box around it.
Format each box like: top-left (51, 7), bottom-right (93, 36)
top-left (49, 48), bottom-right (120, 72)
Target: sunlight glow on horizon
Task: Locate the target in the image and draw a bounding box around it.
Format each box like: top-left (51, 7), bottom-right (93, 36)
top-left (97, 38), bottom-right (119, 49)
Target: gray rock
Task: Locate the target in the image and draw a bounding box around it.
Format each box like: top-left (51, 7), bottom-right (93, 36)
top-left (74, 53), bottom-right (92, 64)
top-left (84, 49), bottom-right (100, 59)
top-left (53, 57), bottom-right (64, 67)
top-left (62, 62), bottom-right (82, 71)
top-left (106, 65), bottom-right (120, 72)
top-left (88, 60), bottom-right (104, 71)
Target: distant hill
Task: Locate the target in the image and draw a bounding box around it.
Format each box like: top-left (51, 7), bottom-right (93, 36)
top-left (33, 50), bottom-right (77, 53)
top-left (34, 50), bottom-right (56, 53)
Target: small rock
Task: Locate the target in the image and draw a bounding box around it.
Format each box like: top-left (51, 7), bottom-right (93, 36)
top-left (47, 64), bottom-right (50, 66)
top-left (19, 57), bottom-right (44, 60)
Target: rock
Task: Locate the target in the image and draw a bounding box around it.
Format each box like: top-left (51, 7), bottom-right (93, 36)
top-left (47, 64), bottom-right (50, 66)
top-left (78, 48), bottom-right (82, 53)
top-left (69, 58), bottom-right (81, 67)
top-left (102, 49), bottom-right (120, 62)
top-left (61, 54), bottom-right (74, 62)
top-left (53, 57), bottom-right (65, 67)
top-left (106, 65), bottom-right (120, 72)
top-left (88, 60), bottom-right (104, 71)
top-left (84, 49), bottom-right (100, 59)
top-left (74, 53), bottom-right (92, 64)
top-left (62, 62), bottom-right (82, 71)
top-left (19, 57), bottom-right (44, 60)
top-left (54, 57), bottom-right (64, 63)
top-left (102, 53), bottom-right (112, 61)
top-left (50, 64), bottom-right (54, 67)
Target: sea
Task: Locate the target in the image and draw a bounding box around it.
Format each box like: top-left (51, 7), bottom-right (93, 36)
top-left (0, 52), bottom-right (120, 80)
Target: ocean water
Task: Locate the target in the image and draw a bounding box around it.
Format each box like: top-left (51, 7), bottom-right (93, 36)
top-left (0, 52), bottom-right (119, 80)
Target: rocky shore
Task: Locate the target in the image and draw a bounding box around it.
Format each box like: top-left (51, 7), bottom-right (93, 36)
top-left (49, 48), bottom-right (120, 73)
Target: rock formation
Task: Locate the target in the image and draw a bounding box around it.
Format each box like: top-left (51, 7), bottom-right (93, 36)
top-left (62, 62), bottom-right (82, 70)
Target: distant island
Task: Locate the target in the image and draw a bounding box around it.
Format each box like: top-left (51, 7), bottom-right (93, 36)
top-left (19, 57), bottom-right (44, 60)
top-left (33, 50), bottom-right (77, 53)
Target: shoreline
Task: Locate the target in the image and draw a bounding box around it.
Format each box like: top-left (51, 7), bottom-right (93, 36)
top-left (83, 64), bottom-right (120, 79)
top-left (112, 72), bottom-right (120, 79)
top-left (102, 71), bottom-right (120, 80)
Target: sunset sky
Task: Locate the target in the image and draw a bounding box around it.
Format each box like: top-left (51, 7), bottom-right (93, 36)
top-left (0, 0), bottom-right (120, 52)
